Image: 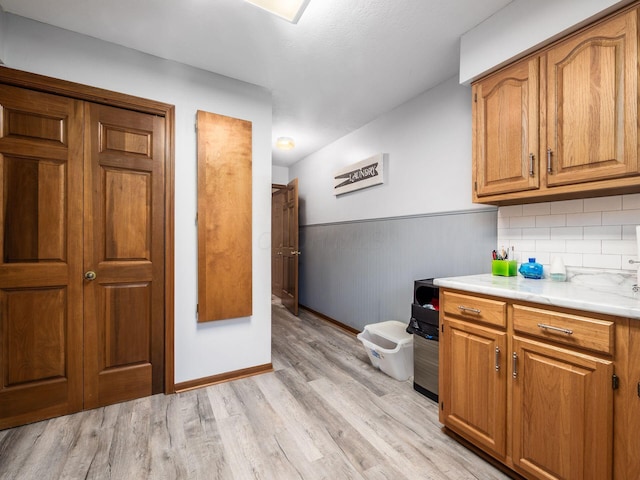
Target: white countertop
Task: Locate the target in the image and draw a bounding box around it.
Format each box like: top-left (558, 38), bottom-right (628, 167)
top-left (434, 272), bottom-right (640, 320)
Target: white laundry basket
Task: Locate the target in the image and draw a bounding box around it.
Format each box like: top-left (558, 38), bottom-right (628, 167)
top-left (357, 320), bottom-right (414, 381)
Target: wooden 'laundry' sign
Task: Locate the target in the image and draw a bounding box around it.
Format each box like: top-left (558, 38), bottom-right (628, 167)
top-left (333, 153), bottom-right (385, 195)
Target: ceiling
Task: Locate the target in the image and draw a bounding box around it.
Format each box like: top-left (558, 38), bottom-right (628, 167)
top-left (0, 0), bottom-right (512, 167)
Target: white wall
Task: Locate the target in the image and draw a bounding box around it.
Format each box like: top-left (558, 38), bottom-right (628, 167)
top-left (460, 0), bottom-right (634, 84)
top-left (4, 14), bottom-right (273, 384)
top-left (289, 76), bottom-right (489, 226)
top-left (272, 165), bottom-right (289, 185)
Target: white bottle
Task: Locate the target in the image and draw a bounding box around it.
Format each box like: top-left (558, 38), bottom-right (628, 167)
top-left (549, 256), bottom-right (566, 282)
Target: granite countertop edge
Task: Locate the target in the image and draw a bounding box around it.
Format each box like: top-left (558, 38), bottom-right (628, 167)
top-left (434, 273), bottom-right (640, 320)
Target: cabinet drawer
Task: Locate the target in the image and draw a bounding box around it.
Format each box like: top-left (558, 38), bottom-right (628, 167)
top-left (512, 304), bottom-right (614, 355)
top-left (442, 291), bottom-right (506, 328)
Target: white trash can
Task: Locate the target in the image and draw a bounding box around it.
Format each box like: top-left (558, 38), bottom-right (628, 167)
top-left (357, 320), bottom-right (414, 381)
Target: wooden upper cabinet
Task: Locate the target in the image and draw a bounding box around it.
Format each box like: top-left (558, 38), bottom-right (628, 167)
top-left (545, 8), bottom-right (639, 187)
top-left (472, 4), bottom-right (640, 205)
top-left (473, 57), bottom-right (539, 198)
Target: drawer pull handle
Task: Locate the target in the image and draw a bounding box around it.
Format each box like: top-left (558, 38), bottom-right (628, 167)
top-left (537, 323), bottom-right (573, 335)
top-left (512, 352), bottom-right (518, 379)
top-left (458, 306), bottom-right (481, 315)
top-left (495, 347), bottom-right (500, 372)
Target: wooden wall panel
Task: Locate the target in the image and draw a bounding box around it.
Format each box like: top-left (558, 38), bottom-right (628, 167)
top-left (196, 111), bottom-right (252, 322)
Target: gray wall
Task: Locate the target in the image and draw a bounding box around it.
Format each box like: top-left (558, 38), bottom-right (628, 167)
top-left (299, 208), bottom-right (497, 331)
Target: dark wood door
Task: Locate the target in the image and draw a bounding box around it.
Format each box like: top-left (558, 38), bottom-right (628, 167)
top-left (271, 187), bottom-right (286, 297)
top-left (0, 85), bottom-right (84, 429)
top-left (83, 103), bottom-right (165, 409)
top-left (281, 178), bottom-right (299, 315)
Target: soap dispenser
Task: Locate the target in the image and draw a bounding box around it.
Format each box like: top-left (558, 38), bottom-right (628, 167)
top-left (518, 258), bottom-right (543, 279)
top-left (549, 256), bottom-right (566, 282)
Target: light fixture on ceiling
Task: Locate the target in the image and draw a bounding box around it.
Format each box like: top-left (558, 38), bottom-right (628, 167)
top-left (276, 136), bottom-right (295, 150)
top-left (245, 0), bottom-right (311, 24)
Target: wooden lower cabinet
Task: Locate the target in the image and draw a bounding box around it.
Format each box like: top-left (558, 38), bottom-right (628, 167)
top-left (511, 337), bottom-right (613, 480)
top-left (440, 318), bottom-right (507, 458)
top-left (439, 289), bottom-right (632, 480)
top-left (619, 320), bottom-right (640, 479)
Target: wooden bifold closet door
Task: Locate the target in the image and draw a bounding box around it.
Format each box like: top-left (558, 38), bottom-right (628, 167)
top-left (0, 84), bottom-right (165, 430)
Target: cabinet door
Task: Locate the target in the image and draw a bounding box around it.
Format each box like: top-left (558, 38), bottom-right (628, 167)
top-left (473, 57), bottom-right (539, 197)
top-left (622, 321), bottom-right (640, 479)
top-left (545, 9), bottom-right (638, 187)
top-left (512, 337), bottom-right (613, 480)
top-left (440, 318), bottom-right (508, 458)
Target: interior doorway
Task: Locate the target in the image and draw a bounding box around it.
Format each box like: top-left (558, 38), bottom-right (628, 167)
top-left (271, 178), bottom-right (299, 315)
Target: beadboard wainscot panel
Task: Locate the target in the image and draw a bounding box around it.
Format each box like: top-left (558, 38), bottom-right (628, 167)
top-left (299, 208), bottom-right (497, 331)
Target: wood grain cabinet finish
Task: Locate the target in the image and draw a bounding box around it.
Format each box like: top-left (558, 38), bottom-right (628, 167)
top-left (440, 317), bottom-right (508, 459)
top-left (623, 321), bottom-right (640, 479)
top-left (472, 4), bottom-right (640, 205)
top-left (512, 304), bottom-right (614, 355)
top-left (473, 57), bottom-right (540, 197)
top-left (439, 289), bottom-right (630, 480)
top-left (512, 337), bottom-right (613, 480)
top-left (545, 9), bottom-right (638, 188)
top-left (442, 291), bottom-right (507, 328)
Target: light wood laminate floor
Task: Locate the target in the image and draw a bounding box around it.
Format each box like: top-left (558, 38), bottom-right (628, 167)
top-left (0, 300), bottom-right (513, 479)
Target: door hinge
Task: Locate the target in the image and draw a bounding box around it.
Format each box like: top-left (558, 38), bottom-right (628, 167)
top-left (612, 374), bottom-right (619, 390)
top-left (196, 304), bottom-right (199, 317)
top-left (637, 382), bottom-right (640, 398)
top-left (474, 181), bottom-right (477, 192)
top-left (440, 401), bottom-right (444, 411)
top-left (441, 324), bottom-right (444, 333)
top-left (474, 92), bottom-right (477, 103)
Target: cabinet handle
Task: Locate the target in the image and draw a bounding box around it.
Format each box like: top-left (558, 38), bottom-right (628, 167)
top-left (537, 323), bottom-right (573, 335)
top-left (547, 148), bottom-right (553, 173)
top-left (495, 347), bottom-right (500, 372)
top-left (512, 352), bottom-right (518, 379)
top-left (529, 153), bottom-right (535, 177)
top-left (458, 305), bottom-right (481, 315)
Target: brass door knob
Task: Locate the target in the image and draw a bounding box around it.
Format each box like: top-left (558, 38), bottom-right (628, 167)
top-left (84, 271), bottom-right (97, 281)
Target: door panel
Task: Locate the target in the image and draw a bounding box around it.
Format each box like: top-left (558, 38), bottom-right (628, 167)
top-left (0, 84), bottom-right (83, 430)
top-left (104, 169), bottom-right (152, 260)
top-left (83, 103), bottom-right (165, 410)
top-left (441, 318), bottom-right (507, 458)
top-left (271, 187), bottom-right (285, 297)
top-left (546, 9), bottom-right (638, 186)
top-left (281, 178), bottom-right (299, 315)
top-left (474, 58), bottom-right (539, 196)
top-left (512, 337), bottom-right (613, 480)
top-left (4, 158), bottom-right (66, 262)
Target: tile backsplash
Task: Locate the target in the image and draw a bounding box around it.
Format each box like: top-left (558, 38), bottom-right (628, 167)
top-left (497, 193), bottom-right (640, 272)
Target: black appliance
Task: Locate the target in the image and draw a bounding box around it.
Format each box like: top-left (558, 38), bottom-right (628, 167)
top-left (406, 278), bottom-right (439, 402)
